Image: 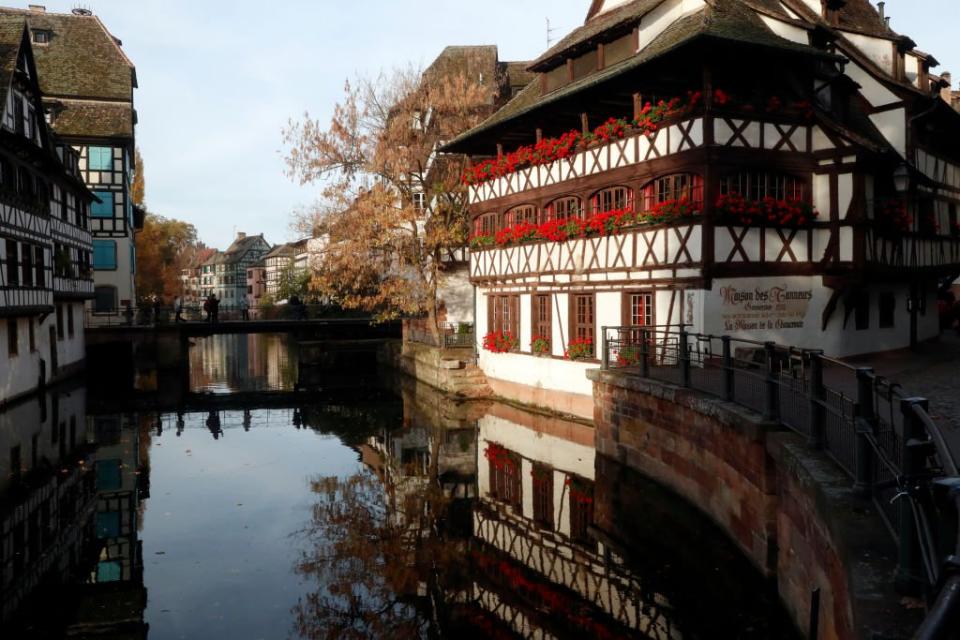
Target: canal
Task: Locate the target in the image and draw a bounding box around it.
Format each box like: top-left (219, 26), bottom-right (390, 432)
top-left (1, 333), bottom-right (799, 639)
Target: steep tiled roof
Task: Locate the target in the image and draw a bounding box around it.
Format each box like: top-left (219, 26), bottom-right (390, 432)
top-left (531, 0), bottom-right (662, 71)
top-left (265, 243), bottom-right (295, 259)
top-left (0, 15), bottom-right (25, 119)
top-left (49, 99), bottom-right (133, 137)
top-left (446, 0), bottom-right (837, 153)
top-left (0, 7), bottom-right (134, 100)
top-left (224, 234), bottom-right (267, 258)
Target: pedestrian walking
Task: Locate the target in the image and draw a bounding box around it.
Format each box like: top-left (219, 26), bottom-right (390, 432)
top-left (152, 296), bottom-right (161, 324)
top-left (240, 296), bottom-right (250, 321)
top-left (203, 296), bottom-right (212, 323)
top-left (211, 295), bottom-right (220, 323)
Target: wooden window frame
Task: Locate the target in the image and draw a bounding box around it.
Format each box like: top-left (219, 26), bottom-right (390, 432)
top-left (5, 238), bottom-right (19, 286)
top-left (502, 204), bottom-right (539, 228)
top-left (532, 294), bottom-right (552, 345)
top-left (621, 290), bottom-right (655, 328)
top-left (641, 173), bottom-right (703, 211)
top-left (590, 186), bottom-right (635, 214)
top-left (544, 195), bottom-right (583, 221)
top-left (719, 171), bottom-right (807, 202)
top-left (489, 448), bottom-right (522, 509)
top-left (569, 293), bottom-right (596, 348)
top-left (531, 463), bottom-right (554, 529)
top-left (487, 294), bottom-right (520, 345)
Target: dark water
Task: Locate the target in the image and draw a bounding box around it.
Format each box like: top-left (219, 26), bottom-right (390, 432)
top-left (1, 334), bottom-right (799, 639)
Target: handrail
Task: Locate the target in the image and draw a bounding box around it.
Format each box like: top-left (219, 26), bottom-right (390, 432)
top-left (600, 325), bottom-right (960, 638)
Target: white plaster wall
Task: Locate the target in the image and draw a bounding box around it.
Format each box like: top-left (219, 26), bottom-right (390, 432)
top-left (92, 234), bottom-right (136, 306)
top-left (843, 32), bottom-right (895, 76)
top-left (813, 174), bottom-right (831, 219)
top-left (905, 54), bottom-right (920, 86)
top-left (702, 277), bottom-right (935, 356)
top-left (837, 173), bottom-right (853, 219)
top-left (637, 0), bottom-right (707, 52)
top-left (519, 293), bottom-right (532, 349)
top-left (478, 351), bottom-right (596, 397)
top-left (476, 292), bottom-right (489, 341)
top-left (596, 292), bottom-right (621, 340)
top-left (846, 62), bottom-right (899, 107)
top-left (0, 316), bottom-right (44, 401)
top-left (869, 108), bottom-right (907, 157)
top-left (479, 416), bottom-right (595, 481)
top-left (437, 267), bottom-right (473, 325)
top-left (56, 302), bottom-right (86, 369)
top-left (759, 15), bottom-right (809, 44)
top-left (552, 293), bottom-right (569, 357)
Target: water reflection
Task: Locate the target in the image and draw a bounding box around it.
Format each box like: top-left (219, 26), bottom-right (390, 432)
top-left (0, 387), bottom-right (148, 638)
top-left (189, 334), bottom-right (298, 393)
top-left (2, 334), bottom-right (796, 639)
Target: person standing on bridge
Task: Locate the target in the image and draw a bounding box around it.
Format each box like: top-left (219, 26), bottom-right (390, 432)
top-left (175, 296), bottom-right (184, 323)
top-left (239, 296), bottom-right (250, 321)
top-left (211, 295), bottom-right (220, 323)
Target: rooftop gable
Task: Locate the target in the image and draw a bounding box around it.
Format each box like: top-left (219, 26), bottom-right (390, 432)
top-left (0, 7), bottom-right (135, 101)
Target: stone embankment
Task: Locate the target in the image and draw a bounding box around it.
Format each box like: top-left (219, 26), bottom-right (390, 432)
top-left (588, 369), bottom-right (923, 640)
top-left (378, 340), bottom-right (491, 399)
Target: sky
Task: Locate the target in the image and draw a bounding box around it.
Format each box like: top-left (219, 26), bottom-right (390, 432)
top-left (28, 0), bottom-right (960, 249)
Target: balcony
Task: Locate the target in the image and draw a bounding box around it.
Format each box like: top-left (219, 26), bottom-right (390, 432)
top-left (53, 276), bottom-right (95, 299)
top-left (467, 111), bottom-right (818, 206)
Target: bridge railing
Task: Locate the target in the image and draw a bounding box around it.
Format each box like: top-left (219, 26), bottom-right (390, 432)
top-left (601, 325), bottom-right (960, 634)
top-left (85, 304), bottom-right (370, 327)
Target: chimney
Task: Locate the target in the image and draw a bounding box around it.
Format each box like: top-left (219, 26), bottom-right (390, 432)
top-left (28, 4), bottom-right (45, 12)
top-left (877, 1), bottom-right (885, 21)
top-left (237, 232), bottom-right (247, 240)
top-left (941, 72), bottom-right (953, 101)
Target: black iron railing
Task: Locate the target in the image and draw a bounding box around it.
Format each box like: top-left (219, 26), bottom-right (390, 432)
top-left (601, 325), bottom-right (960, 637)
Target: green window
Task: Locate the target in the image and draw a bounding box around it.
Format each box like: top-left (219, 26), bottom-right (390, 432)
top-left (88, 146), bottom-right (113, 171)
top-left (91, 191), bottom-right (114, 218)
top-left (92, 240), bottom-right (117, 270)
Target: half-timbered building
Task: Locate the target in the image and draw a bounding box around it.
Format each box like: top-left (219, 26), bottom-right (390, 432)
top-left (444, 0), bottom-right (960, 418)
top-left (0, 5), bottom-right (141, 321)
top-left (0, 16), bottom-right (95, 405)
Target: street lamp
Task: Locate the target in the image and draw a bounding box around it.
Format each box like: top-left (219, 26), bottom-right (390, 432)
top-left (893, 163), bottom-right (911, 195)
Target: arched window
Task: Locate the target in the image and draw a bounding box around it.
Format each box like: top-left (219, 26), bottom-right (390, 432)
top-left (544, 196), bottom-right (582, 221)
top-left (502, 204), bottom-right (538, 227)
top-left (719, 171), bottom-right (806, 201)
top-left (642, 174), bottom-right (703, 211)
top-left (473, 213), bottom-right (497, 237)
top-left (590, 186), bottom-right (634, 214)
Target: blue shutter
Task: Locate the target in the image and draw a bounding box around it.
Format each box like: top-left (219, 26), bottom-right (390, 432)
top-left (130, 243), bottom-right (136, 274)
top-left (91, 191), bottom-right (114, 218)
top-left (92, 240), bottom-right (117, 270)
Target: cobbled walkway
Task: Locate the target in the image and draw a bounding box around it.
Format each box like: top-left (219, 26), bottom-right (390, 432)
top-left (845, 331), bottom-right (960, 464)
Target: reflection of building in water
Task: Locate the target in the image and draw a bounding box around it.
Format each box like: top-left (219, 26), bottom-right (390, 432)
top-left (189, 334), bottom-right (297, 393)
top-left (0, 390), bottom-right (149, 636)
top-left (472, 405), bottom-right (678, 639)
top-left (0, 386), bottom-right (96, 627)
top-left (56, 411), bottom-right (149, 637)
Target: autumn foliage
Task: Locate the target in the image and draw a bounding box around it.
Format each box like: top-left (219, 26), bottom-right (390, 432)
top-left (284, 64), bottom-right (499, 337)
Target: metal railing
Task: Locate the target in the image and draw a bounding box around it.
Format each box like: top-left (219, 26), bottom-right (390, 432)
top-left (85, 304), bottom-right (366, 328)
top-left (601, 325), bottom-right (960, 637)
top-left (406, 322), bottom-right (476, 350)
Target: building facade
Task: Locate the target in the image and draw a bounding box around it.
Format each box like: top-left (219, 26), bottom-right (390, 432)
top-left (446, 0), bottom-right (960, 418)
top-left (0, 17), bottom-right (95, 405)
top-left (201, 233), bottom-right (270, 306)
top-left (2, 6), bottom-right (141, 319)
top-left (246, 260), bottom-right (267, 309)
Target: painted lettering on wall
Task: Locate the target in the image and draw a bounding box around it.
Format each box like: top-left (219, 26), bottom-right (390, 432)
top-left (719, 285), bottom-right (813, 332)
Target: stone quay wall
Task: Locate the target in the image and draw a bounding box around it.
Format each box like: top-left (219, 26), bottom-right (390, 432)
top-left (378, 340), bottom-right (491, 399)
top-left (588, 369), bottom-right (921, 640)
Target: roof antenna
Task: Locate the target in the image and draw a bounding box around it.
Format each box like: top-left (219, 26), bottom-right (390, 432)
top-left (546, 17), bottom-right (557, 48)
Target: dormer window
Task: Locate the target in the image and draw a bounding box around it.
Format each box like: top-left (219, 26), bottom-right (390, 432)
top-left (31, 30), bottom-right (51, 45)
